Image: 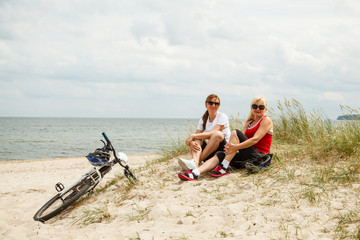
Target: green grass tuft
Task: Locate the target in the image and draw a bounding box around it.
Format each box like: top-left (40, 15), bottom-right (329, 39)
top-left (73, 204), bottom-right (111, 226)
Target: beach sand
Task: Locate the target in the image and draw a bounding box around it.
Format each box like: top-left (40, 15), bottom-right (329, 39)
top-left (1, 154), bottom-right (359, 240)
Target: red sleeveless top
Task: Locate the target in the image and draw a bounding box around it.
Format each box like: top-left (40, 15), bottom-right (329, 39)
top-left (245, 116), bottom-right (272, 154)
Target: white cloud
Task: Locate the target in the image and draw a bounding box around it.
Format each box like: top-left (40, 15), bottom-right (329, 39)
top-left (317, 91), bottom-right (345, 102)
top-left (0, 0), bottom-right (360, 119)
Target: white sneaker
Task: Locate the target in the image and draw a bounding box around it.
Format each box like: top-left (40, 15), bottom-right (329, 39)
top-left (178, 158), bottom-right (197, 171)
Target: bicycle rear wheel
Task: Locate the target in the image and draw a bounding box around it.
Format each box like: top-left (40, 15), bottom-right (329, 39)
top-left (33, 179), bottom-right (92, 222)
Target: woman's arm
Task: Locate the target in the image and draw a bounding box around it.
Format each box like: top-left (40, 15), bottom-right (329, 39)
top-left (226, 118), bottom-right (272, 153)
top-left (186, 124), bottom-right (224, 144)
top-left (186, 130), bottom-right (202, 146)
top-left (192, 124), bottom-right (224, 140)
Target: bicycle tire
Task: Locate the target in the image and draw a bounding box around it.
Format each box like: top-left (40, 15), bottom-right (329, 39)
top-left (33, 179), bottom-right (92, 222)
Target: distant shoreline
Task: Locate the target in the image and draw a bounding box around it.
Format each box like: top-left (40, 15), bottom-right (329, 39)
top-left (336, 114), bottom-right (360, 120)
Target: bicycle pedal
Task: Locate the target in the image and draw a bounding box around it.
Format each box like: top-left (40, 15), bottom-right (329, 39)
top-left (55, 182), bottom-right (65, 192)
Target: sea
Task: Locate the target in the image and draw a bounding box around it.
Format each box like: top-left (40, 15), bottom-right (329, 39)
top-left (0, 117), bottom-right (197, 162)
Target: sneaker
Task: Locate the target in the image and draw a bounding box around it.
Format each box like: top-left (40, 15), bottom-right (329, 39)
top-left (178, 169), bottom-right (198, 181)
top-left (208, 164), bottom-right (229, 177)
top-left (178, 158), bottom-right (197, 171)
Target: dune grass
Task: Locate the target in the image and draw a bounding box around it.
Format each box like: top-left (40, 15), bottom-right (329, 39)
top-left (270, 98), bottom-right (360, 159)
top-left (73, 203), bottom-right (111, 226)
top-left (267, 99), bottom-right (360, 240)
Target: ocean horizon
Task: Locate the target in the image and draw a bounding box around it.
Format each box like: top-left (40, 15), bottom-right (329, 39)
top-left (0, 117), bottom-right (197, 162)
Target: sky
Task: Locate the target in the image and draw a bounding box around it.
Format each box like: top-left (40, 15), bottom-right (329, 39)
top-left (0, 0), bottom-right (359, 119)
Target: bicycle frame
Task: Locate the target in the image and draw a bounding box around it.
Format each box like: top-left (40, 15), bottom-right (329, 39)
top-left (56, 167), bottom-right (101, 196)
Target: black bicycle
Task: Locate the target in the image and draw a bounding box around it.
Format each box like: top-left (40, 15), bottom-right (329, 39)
top-left (33, 132), bottom-right (136, 222)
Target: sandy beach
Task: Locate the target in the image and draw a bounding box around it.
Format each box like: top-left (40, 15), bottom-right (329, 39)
top-left (1, 153), bottom-right (359, 240)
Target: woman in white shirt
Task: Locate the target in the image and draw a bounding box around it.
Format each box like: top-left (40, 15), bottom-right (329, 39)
top-left (178, 94), bottom-right (230, 180)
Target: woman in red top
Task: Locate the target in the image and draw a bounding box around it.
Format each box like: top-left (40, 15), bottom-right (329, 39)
top-left (178, 96), bottom-right (273, 181)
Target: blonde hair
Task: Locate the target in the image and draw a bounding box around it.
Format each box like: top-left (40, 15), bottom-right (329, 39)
top-left (245, 96), bottom-right (268, 122)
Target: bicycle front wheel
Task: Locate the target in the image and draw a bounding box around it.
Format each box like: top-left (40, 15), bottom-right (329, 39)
top-left (33, 179), bottom-right (92, 222)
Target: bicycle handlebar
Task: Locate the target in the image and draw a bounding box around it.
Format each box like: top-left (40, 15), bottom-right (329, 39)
top-left (101, 132), bottom-right (136, 180)
top-left (102, 132), bottom-right (122, 164)
top-left (102, 132), bottom-right (110, 144)
top-left (102, 132), bottom-right (116, 155)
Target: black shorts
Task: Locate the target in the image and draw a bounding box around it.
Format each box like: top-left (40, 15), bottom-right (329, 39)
top-left (202, 138), bottom-right (227, 161)
top-left (216, 129), bottom-right (263, 168)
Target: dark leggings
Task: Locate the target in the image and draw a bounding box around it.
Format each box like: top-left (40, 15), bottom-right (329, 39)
top-left (216, 129), bottom-right (263, 168)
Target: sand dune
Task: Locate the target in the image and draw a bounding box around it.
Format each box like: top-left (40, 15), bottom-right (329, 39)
top-left (0, 154), bottom-right (359, 239)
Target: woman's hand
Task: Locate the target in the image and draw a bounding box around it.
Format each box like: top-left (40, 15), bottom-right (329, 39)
top-left (190, 141), bottom-right (201, 152)
top-left (185, 135), bottom-right (194, 146)
top-left (224, 142), bottom-right (237, 154)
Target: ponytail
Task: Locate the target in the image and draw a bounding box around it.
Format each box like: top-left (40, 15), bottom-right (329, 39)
top-left (201, 110), bottom-right (209, 131)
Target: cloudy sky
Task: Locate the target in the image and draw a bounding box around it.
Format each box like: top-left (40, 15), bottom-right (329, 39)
top-left (0, 0), bottom-right (359, 119)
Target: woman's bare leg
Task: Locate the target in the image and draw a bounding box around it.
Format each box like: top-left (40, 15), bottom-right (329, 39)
top-left (190, 139), bottom-right (203, 166)
top-left (198, 155), bottom-right (220, 175)
top-left (199, 131), bottom-right (224, 162)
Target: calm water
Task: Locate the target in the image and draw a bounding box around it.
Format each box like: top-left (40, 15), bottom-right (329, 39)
top-left (0, 117), bottom-right (197, 161)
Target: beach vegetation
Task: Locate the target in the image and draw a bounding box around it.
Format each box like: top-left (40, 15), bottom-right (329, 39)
top-left (73, 203), bottom-right (110, 226)
top-left (215, 230), bottom-right (233, 238)
top-left (172, 186), bottom-right (182, 191)
top-left (112, 179), bottom-right (137, 204)
top-left (174, 235), bottom-right (190, 240)
top-left (126, 204), bottom-right (150, 222)
top-left (276, 156), bottom-right (296, 180)
top-left (334, 211), bottom-right (360, 240)
top-left (151, 174), bottom-right (166, 189)
top-left (143, 136), bottom-right (188, 168)
top-left (127, 232), bottom-right (142, 240)
top-left (270, 98), bottom-right (360, 159)
top-left (185, 211), bottom-right (196, 218)
top-left (302, 188), bottom-right (319, 203)
top-left (214, 193), bottom-right (226, 200)
top-left (267, 99), bottom-right (360, 239)
top-left (229, 113), bottom-right (245, 131)
top-left (159, 136), bottom-right (188, 162)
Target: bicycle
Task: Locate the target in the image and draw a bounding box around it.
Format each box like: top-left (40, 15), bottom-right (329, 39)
top-left (33, 132), bottom-right (136, 222)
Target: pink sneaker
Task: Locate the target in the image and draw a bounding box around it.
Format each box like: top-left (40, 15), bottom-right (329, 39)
top-left (208, 164), bottom-right (229, 177)
top-left (178, 169), bottom-right (198, 181)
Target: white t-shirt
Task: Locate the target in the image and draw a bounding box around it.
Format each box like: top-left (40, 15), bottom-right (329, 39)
top-left (197, 111), bottom-right (231, 142)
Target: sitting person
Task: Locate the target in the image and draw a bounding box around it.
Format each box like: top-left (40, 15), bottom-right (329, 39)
top-left (177, 94), bottom-right (231, 177)
top-left (178, 96), bottom-right (273, 181)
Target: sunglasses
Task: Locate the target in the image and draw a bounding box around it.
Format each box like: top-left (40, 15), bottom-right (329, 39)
top-left (252, 104), bottom-right (266, 110)
top-left (207, 101), bottom-right (220, 106)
